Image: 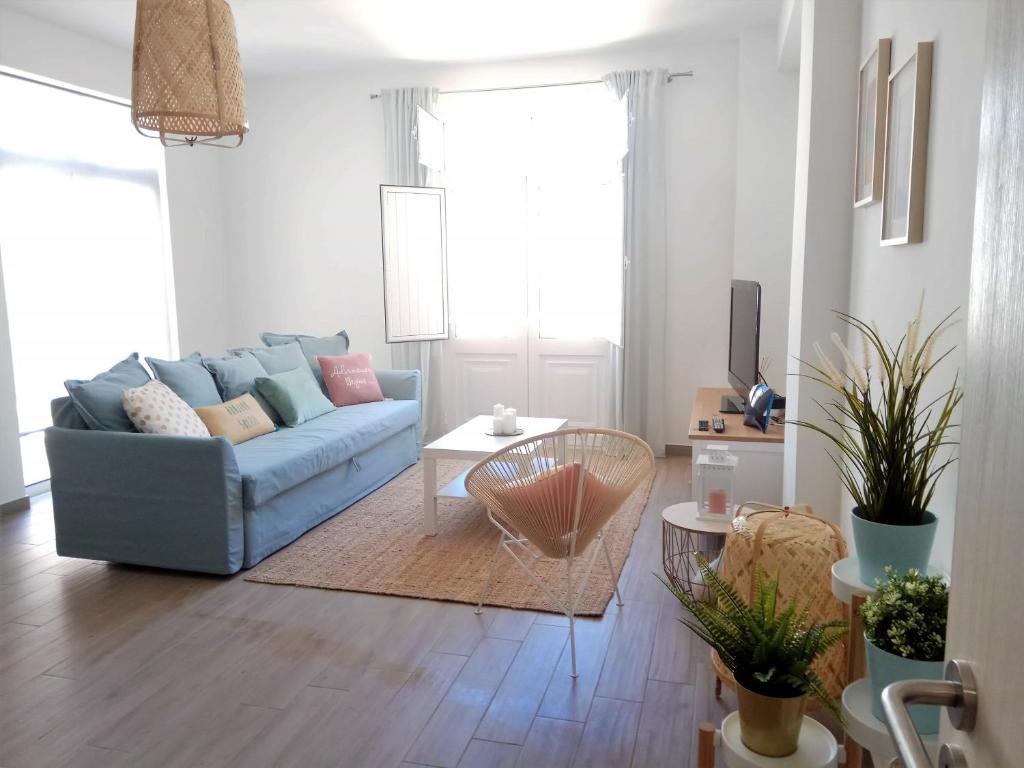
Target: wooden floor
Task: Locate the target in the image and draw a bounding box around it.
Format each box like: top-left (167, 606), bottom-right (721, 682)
top-left (0, 457), bottom-right (737, 768)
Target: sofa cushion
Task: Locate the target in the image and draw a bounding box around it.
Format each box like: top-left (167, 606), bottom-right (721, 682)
top-left (203, 352), bottom-right (280, 424)
top-left (232, 398), bottom-right (419, 508)
top-left (146, 352), bottom-right (222, 408)
top-left (195, 394), bottom-right (276, 445)
top-left (122, 380), bottom-right (211, 437)
top-left (232, 341), bottom-right (309, 377)
top-left (64, 353), bottom-right (151, 431)
top-left (318, 353), bottom-right (384, 407)
top-left (260, 330), bottom-right (350, 391)
top-left (255, 367), bottom-right (334, 427)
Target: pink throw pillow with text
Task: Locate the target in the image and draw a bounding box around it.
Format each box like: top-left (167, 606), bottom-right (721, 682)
top-left (317, 353), bottom-right (384, 407)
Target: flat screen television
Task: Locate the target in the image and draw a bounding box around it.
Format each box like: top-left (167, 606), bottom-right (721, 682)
top-left (724, 279), bottom-right (761, 413)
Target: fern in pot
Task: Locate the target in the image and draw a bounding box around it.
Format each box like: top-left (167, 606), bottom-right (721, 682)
top-left (663, 559), bottom-right (847, 757)
top-left (793, 304), bottom-right (963, 584)
top-left (860, 567), bottom-right (949, 734)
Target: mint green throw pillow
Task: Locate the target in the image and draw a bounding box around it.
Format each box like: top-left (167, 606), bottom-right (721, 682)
top-left (255, 367), bottom-right (334, 427)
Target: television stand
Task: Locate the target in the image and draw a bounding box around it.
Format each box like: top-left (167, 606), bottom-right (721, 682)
top-left (689, 387), bottom-right (785, 506)
top-left (720, 395), bottom-right (745, 414)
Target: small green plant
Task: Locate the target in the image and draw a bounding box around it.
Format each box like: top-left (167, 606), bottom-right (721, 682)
top-left (662, 559), bottom-right (847, 721)
top-left (860, 567), bottom-right (948, 661)
top-left (791, 303), bottom-right (963, 525)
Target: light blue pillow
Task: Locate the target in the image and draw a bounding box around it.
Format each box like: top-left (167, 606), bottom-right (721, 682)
top-left (64, 353), bottom-right (151, 431)
top-left (231, 341), bottom-right (309, 376)
top-left (260, 330), bottom-right (350, 390)
top-left (145, 352), bottom-right (222, 408)
top-left (202, 352), bottom-right (281, 424)
top-left (255, 367), bottom-right (334, 427)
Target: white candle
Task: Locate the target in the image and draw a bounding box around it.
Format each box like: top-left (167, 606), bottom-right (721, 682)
top-left (493, 415), bottom-right (505, 434)
top-left (502, 408), bottom-right (517, 434)
top-left (493, 403), bottom-right (505, 418)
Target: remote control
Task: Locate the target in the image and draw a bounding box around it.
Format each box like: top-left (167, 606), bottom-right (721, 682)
top-left (712, 417), bottom-right (726, 433)
top-left (698, 419), bottom-right (709, 432)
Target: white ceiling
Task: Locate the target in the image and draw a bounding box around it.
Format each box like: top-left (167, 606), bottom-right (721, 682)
top-left (0, 0), bottom-right (781, 73)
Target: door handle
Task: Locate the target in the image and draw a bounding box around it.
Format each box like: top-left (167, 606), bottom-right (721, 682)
top-left (881, 659), bottom-right (978, 768)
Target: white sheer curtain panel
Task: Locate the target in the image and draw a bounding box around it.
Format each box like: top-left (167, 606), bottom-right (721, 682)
top-left (602, 70), bottom-right (668, 456)
top-left (381, 87), bottom-right (446, 442)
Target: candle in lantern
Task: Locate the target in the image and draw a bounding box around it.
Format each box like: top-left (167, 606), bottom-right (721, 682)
top-left (707, 488), bottom-right (728, 515)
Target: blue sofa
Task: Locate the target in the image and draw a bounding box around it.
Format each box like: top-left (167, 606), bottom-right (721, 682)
top-left (44, 369), bottom-right (422, 575)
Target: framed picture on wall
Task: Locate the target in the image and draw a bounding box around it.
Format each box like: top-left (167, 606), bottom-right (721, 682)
top-left (881, 41), bottom-right (934, 246)
top-left (854, 38), bottom-right (891, 207)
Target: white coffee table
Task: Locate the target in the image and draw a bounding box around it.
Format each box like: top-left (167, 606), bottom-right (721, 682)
top-left (421, 415), bottom-right (568, 535)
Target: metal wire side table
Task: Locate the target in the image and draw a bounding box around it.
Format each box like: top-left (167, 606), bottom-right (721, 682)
top-left (661, 501), bottom-right (733, 600)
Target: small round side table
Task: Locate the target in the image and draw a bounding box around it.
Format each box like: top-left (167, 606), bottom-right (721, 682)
top-left (661, 501), bottom-right (733, 600)
top-left (697, 713), bottom-right (840, 768)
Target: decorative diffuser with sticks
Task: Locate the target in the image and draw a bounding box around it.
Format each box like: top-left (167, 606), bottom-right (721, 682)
top-left (131, 0), bottom-right (248, 147)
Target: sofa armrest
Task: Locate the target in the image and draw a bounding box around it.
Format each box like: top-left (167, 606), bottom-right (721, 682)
top-left (44, 427), bottom-right (244, 574)
top-left (375, 369), bottom-right (422, 403)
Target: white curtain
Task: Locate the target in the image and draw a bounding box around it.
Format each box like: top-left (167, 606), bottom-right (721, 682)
top-left (603, 70), bottom-right (668, 457)
top-left (381, 87), bottom-right (446, 442)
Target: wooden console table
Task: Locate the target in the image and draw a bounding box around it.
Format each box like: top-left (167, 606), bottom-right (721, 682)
top-left (688, 387), bottom-right (785, 506)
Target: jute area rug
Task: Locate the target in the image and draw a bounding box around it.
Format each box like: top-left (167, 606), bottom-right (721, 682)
top-left (245, 460), bottom-right (653, 616)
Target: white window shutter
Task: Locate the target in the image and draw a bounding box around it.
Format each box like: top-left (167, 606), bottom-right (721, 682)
top-left (379, 185), bottom-right (450, 343)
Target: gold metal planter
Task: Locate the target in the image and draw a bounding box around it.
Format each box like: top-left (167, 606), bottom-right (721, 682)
top-left (736, 683), bottom-right (807, 757)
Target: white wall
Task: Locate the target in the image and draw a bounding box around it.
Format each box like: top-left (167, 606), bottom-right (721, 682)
top-left (164, 152), bottom-right (232, 355)
top-left (0, 264), bottom-right (23, 505)
top-left (846, 0), bottom-right (987, 571)
top-left (733, 29), bottom-right (798, 393)
top-left (219, 38), bottom-right (797, 445)
top-left (0, 7), bottom-right (228, 502)
top-left (783, 0), bottom-right (860, 521)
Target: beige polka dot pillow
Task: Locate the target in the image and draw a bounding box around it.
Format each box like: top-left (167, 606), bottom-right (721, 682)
top-left (122, 380), bottom-right (211, 437)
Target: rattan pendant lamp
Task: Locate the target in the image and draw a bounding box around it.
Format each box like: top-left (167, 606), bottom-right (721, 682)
top-left (131, 0), bottom-right (248, 147)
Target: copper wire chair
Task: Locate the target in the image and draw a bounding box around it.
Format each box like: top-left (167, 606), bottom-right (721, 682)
top-left (465, 428), bottom-right (655, 677)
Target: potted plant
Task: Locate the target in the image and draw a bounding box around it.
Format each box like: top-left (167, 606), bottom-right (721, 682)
top-left (860, 567), bottom-right (948, 734)
top-left (792, 305), bottom-right (963, 584)
top-left (663, 559), bottom-right (847, 757)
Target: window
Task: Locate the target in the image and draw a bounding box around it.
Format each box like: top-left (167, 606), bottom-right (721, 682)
top-left (439, 83), bottom-right (625, 343)
top-left (0, 72), bottom-right (176, 487)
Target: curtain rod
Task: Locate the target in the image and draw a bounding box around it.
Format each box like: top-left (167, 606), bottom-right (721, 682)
top-left (368, 70), bottom-right (693, 100)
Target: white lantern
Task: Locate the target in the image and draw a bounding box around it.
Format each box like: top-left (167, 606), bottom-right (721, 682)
top-left (695, 444), bottom-right (738, 521)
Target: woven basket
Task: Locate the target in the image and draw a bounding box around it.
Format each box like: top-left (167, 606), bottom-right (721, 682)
top-left (711, 502), bottom-right (849, 704)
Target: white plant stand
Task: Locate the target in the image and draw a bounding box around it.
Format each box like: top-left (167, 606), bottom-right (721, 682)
top-left (831, 556), bottom-right (947, 768)
top-left (841, 678), bottom-right (940, 767)
top-left (697, 713), bottom-right (841, 768)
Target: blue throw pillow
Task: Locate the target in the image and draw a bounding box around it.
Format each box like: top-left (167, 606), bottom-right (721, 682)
top-left (64, 353), bottom-right (152, 431)
top-left (255, 367), bottom-right (335, 427)
top-left (260, 330), bottom-right (350, 391)
top-left (145, 352), bottom-right (223, 408)
top-left (231, 341), bottom-right (309, 377)
top-left (202, 352), bottom-right (281, 424)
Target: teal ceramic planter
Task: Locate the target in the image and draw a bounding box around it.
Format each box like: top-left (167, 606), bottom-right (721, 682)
top-left (851, 508), bottom-right (937, 585)
top-left (865, 634), bottom-right (943, 734)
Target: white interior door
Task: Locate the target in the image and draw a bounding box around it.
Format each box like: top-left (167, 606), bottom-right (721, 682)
top-left (939, 0), bottom-right (1022, 761)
